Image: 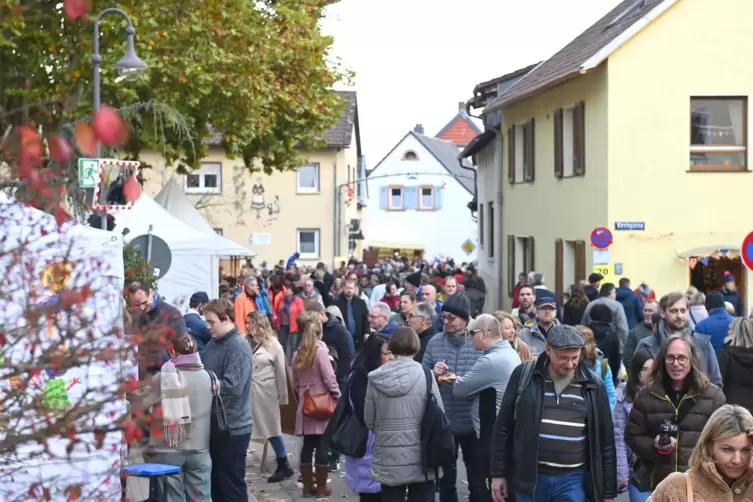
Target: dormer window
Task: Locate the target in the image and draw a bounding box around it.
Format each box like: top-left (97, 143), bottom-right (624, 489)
top-left (402, 150), bottom-right (419, 161)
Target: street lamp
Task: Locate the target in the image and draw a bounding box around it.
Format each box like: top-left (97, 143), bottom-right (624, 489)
top-left (91, 8), bottom-right (147, 229)
top-left (92, 7), bottom-right (148, 158)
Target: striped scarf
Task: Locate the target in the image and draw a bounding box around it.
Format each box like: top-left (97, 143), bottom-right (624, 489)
top-left (160, 360), bottom-right (192, 447)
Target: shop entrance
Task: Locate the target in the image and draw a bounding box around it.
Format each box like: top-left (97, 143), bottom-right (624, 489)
top-left (689, 256), bottom-right (745, 309)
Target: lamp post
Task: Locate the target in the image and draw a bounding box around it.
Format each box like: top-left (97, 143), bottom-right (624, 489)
top-left (91, 8), bottom-right (148, 228)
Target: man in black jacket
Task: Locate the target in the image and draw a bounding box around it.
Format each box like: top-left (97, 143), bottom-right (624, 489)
top-left (490, 324), bottom-right (616, 502)
top-left (334, 279), bottom-right (370, 349)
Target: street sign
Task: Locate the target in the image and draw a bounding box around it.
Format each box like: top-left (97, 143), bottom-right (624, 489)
top-left (460, 239), bottom-right (476, 256)
top-left (615, 222), bottom-right (645, 231)
top-left (590, 227), bottom-right (613, 249)
top-left (742, 231), bottom-right (753, 271)
top-left (78, 158), bottom-right (101, 188)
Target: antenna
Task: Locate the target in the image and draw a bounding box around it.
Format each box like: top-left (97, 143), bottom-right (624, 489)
top-left (605, 0), bottom-right (646, 30)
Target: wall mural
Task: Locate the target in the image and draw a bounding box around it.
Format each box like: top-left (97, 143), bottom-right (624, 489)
top-left (250, 178), bottom-right (281, 227)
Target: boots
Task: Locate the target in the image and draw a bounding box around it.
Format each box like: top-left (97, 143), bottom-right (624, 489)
top-left (267, 456), bottom-right (294, 483)
top-left (314, 464), bottom-right (332, 497)
top-left (300, 464), bottom-right (316, 498)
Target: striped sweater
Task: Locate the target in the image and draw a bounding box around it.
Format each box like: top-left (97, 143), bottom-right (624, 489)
top-left (538, 376), bottom-right (588, 475)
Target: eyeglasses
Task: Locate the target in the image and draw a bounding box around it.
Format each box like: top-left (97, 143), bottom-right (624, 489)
top-left (442, 314), bottom-right (458, 323)
top-left (468, 328), bottom-right (484, 337)
top-left (665, 355), bottom-right (690, 365)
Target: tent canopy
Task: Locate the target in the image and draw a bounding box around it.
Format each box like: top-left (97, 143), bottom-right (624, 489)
top-left (153, 179), bottom-right (254, 258)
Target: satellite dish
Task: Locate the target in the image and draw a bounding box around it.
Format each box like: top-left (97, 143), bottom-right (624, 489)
top-left (129, 234), bottom-right (172, 279)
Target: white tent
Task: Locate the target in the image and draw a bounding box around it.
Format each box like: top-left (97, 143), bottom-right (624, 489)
top-left (111, 194), bottom-right (253, 308)
top-left (0, 194), bottom-right (129, 501)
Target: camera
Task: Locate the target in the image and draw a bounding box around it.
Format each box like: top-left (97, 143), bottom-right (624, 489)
top-left (659, 419), bottom-right (679, 447)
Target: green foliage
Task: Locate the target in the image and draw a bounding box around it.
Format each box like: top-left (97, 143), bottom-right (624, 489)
top-left (123, 243), bottom-right (157, 290)
top-left (0, 0), bottom-right (350, 174)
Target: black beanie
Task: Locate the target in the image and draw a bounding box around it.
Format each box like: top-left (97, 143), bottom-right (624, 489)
top-left (406, 272), bottom-right (422, 288)
top-left (705, 291), bottom-right (724, 311)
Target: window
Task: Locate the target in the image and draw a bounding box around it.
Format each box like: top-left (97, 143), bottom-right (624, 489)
top-left (479, 203), bottom-right (485, 247)
top-left (213, 228), bottom-right (223, 236)
top-left (297, 163), bottom-right (320, 193)
top-left (507, 119), bottom-right (535, 184)
top-left (507, 235), bottom-right (535, 297)
top-left (690, 97), bottom-right (747, 172)
top-left (402, 150), bottom-right (419, 161)
top-left (554, 102), bottom-right (586, 178)
top-left (389, 186), bottom-right (403, 209)
top-left (555, 240), bottom-right (586, 301)
top-left (296, 229), bottom-right (320, 258)
top-left (419, 186), bottom-right (434, 209)
top-left (185, 162), bottom-right (222, 194)
top-left (488, 202), bottom-right (495, 259)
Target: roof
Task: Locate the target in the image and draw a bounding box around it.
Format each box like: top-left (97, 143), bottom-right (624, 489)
top-left (459, 128), bottom-right (498, 160)
top-left (487, 0), bottom-right (672, 110)
top-left (204, 90), bottom-right (359, 149)
top-left (472, 62), bottom-right (542, 96)
top-left (435, 110), bottom-right (482, 146)
top-left (368, 131), bottom-right (475, 195)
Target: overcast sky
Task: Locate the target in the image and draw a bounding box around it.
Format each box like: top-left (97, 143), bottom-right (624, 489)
top-left (321, 0), bottom-right (623, 165)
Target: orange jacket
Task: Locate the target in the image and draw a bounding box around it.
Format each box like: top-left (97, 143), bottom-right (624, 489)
top-left (273, 294), bottom-right (305, 333)
top-left (234, 291), bottom-right (257, 335)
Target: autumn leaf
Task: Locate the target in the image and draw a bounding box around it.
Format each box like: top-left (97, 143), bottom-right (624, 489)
top-left (92, 105), bottom-right (129, 146)
top-left (48, 134), bottom-right (73, 163)
top-left (63, 0), bottom-right (91, 20)
top-left (123, 176), bottom-right (142, 203)
top-left (73, 123), bottom-right (97, 157)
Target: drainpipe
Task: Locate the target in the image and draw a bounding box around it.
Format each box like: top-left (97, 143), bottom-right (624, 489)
top-left (494, 129), bottom-right (505, 309)
top-left (332, 149), bottom-right (342, 262)
top-left (458, 157), bottom-right (478, 215)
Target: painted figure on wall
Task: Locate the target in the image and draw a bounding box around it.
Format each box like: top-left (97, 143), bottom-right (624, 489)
top-left (266, 196), bottom-right (280, 224)
top-left (251, 177), bottom-right (266, 220)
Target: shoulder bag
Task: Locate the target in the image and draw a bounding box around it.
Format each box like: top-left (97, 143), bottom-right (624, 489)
top-left (207, 370), bottom-right (229, 432)
top-left (326, 375), bottom-right (368, 457)
top-left (303, 387), bottom-right (336, 419)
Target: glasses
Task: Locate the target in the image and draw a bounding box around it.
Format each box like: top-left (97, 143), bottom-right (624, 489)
top-left (665, 355), bottom-right (690, 365)
top-left (442, 314), bottom-right (458, 323)
top-left (368, 314), bottom-right (387, 319)
top-left (468, 328), bottom-right (484, 337)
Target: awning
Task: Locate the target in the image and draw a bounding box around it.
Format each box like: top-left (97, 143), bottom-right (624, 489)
top-left (367, 240), bottom-right (424, 250)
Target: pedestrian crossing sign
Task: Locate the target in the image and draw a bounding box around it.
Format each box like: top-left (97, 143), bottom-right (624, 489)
top-left (461, 239), bottom-right (476, 256)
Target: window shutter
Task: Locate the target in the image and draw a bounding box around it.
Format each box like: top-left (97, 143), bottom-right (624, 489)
top-left (434, 186), bottom-right (443, 210)
top-left (528, 236), bottom-right (535, 272)
top-left (379, 186), bottom-right (388, 209)
top-left (554, 108), bottom-right (564, 179)
top-left (507, 127), bottom-right (515, 184)
top-left (574, 101), bottom-right (586, 176)
top-left (525, 119), bottom-right (536, 182)
top-left (404, 186), bottom-right (418, 210)
top-left (479, 203), bottom-right (485, 247)
top-left (575, 240), bottom-right (587, 282)
top-left (507, 235), bottom-right (516, 297)
top-left (555, 239), bottom-right (564, 302)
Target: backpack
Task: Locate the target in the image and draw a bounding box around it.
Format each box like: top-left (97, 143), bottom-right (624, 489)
top-left (599, 359), bottom-right (608, 381)
top-left (514, 362), bottom-right (535, 420)
top-left (420, 368), bottom-right (455, 472)
top-left (327, 344), bottom-right (339, 373)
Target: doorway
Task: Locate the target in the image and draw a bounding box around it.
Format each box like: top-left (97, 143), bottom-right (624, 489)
top-left (689, 256), bottom-right (745, 309)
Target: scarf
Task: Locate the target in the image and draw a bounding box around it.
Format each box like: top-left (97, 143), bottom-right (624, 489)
top-left (160, 359), bottom-right (192, 447)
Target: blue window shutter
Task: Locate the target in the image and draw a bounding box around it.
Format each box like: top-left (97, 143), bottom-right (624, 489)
top-left (379, 186), bottom-right (387, 209)
top-left (434, 186), bottom-right (443, 210)
top-left (404, 187), bottom-right (418, 210)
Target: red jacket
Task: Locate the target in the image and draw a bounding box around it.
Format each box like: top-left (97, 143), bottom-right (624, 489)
top-left (273, 294), bottom-right (306, 332)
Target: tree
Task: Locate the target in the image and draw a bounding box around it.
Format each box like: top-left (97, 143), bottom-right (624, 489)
top-left (1, 0), bottom-right (349, 176)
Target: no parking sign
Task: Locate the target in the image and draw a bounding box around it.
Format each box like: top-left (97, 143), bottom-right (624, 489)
top-left (742, 231), bottom-right (753, 271)
top-left (590, 227), bottom-right (613, 249)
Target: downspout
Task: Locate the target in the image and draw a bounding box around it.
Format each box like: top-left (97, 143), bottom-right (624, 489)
top-left (458, 158), bottom-right (478, 215)
top-left (332, 149), bottom-right (342, 261)
top-left (494, 129), bottom-right (505, 309)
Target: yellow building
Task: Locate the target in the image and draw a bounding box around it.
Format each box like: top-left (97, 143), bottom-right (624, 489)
top-left (485, 0), bottom-right (752, 310)
top-left (140, 91), bottom-right (365, 268)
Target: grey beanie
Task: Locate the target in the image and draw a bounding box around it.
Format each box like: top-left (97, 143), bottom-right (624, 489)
top-left (442, 292), bottom-right (471, 321)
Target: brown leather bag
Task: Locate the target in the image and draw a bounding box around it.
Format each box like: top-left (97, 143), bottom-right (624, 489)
top-left (302, 389), bottom-right (335, 419)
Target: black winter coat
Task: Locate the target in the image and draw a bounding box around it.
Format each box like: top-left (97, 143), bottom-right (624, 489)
top-left (589, 321), bottom-right (621, 386)
top-left (490, 356), bottom-right (617, 501)
top-left (322, 315), bottom-right (355, 384)
top-left (719, 345), bottom-right (753, 413)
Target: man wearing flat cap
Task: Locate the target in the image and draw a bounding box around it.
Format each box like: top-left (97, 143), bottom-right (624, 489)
top-left (490, 325), bottom-right (616, 502)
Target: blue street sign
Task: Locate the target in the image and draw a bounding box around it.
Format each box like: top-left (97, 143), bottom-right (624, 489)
top-left (615, 222), bottom-right (646, 231)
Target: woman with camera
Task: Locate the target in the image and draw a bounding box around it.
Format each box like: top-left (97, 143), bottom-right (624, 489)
top-left (625, 334), bottom-right (725, 502)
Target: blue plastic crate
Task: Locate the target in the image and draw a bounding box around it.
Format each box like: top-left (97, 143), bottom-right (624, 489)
top-left (123, 463), bottom-right (181, 477)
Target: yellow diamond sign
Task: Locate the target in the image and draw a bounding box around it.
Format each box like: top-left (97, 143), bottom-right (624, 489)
top-left (461, 239), bottom-right (476, 256)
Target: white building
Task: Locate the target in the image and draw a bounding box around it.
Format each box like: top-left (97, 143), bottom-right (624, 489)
top-left (365, 124), bottom-right (478, 261)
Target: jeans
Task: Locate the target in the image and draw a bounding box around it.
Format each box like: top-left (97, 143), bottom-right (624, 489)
top-left (360, 493), bottom-right (381, 502)
top-left (279, 326), bottom-right (290, 360)
top-left (628, 483), bottom-right (652, 502)
top-left (210, 425), bottom-right (251, 502)
top-left (439, 433), bottom-right (483, 502)
top-left (301, 434), bottom-right (329, 465)
top-left (269, 435), bottom-right (287, 458)
top-left (382, 481), bottom-right (434, 502)
top-left (515, 471), bottom-right (585, 502)
top-left (150, 451), bottom-right (212, 502)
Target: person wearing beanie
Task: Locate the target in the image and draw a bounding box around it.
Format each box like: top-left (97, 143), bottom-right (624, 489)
top-left (695, 291), bottom-right (736, 355)
top-left (404, 272), bottom-right (422, 295)
top-left (720, 272), bottom-right (743, 316)
top-left (421, 293), bottom-right (484, 502)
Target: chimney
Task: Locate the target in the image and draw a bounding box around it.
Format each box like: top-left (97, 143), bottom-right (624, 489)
top-left (458, 101), bottom-right (465, 112)
top-left (414, 124), bottom-right (424, 134)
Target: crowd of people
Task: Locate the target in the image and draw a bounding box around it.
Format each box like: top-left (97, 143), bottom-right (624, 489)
top-left (124, 256), bottom-right (753, 502)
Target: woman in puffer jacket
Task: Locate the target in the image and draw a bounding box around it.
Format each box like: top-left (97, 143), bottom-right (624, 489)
top-left (625, 334), bottom-right (725, 498)
top-left (345, 335), bottom-right (391, 502)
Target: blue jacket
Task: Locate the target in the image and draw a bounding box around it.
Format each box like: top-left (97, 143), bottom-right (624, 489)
top-left (695, 307), bottom-right (735, 355)
top-left (376, 320), bottom-right (401, 339)
top-left (585, 350), bottom-right (616, 412)
top-left (184, 312), bottom-right (212, 352)
top-left (615, 287), bottom-right (643, 330)
top-left (720, 288), bottom-right (743, 316)
top-left (421, 332), bottom-right (482, 435)
top-left (286, 253), bottom-right (299, 271)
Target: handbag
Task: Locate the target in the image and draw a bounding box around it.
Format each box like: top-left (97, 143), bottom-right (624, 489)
top-left (207, 370), bottom-right (229, 431)
top-left (302, 388), bottom-right (335, 419)
top-left (326, 376), bottom-right (368, 457)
